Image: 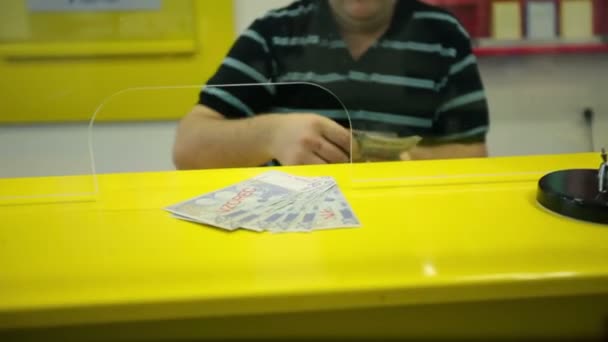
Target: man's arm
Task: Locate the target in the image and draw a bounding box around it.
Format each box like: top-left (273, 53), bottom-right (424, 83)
top-left (172, 105), bottom-right (352, 170)
top-left (400, 142), bottom-right (487, 161)
top-left (173, 105), bottom-right (274, 169)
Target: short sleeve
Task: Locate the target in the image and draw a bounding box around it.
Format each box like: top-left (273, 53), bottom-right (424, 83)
top-left (431, 24), bottom-right (490, 144)
top-left (198, 19), bottom-right (276, 119)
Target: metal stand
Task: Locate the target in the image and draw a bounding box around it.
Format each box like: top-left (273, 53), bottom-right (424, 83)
top-left (537, 149), bottom-right (608, 224)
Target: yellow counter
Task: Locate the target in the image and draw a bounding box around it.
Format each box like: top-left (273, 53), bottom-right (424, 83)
top-left (1, 153), bottom-right (607, 340)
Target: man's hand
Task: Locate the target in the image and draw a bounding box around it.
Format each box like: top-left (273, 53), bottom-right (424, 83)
top-left (268, 114), bottom-right (353, 165)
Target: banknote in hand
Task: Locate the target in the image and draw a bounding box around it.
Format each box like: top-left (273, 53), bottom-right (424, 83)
top-left (352, 130), bottom-right (422, 162)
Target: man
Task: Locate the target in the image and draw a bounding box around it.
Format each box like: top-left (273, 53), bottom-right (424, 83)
top-left (173, 0), bottom-right (489, 169)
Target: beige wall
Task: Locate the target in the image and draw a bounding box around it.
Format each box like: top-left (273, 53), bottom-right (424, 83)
top-left (480, 54), bottom-right (608, 156)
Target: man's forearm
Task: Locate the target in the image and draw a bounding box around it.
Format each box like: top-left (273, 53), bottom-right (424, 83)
top-left (404, 142), bottom-right (488, 161)
top-left (173, 106), bottom-right (277, 169)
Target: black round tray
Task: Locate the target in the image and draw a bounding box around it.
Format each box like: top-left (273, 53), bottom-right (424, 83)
top-left (537, 169), bottom-right (608, 225)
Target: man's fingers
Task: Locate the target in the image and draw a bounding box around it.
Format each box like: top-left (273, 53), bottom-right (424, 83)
top-left (300, 152), bottom-right (328, 165)
top-left (400, 151), bottom-right (412, 161)
top-left (316, 138), bottom-right (350, 164)
top-left (280, 151), bottom-right (326, 166)
top-left (319, 119), bottom-right (352, 154)
top-left (350, 139), bottom-right (362, 162)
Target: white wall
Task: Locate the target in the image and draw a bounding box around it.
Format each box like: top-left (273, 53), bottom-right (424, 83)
top-left (480, 54), bottom-right (608, 156)
top-left (0, 122), bottom-right (178, 178)
top-left (1, 1), bottom-right (607, 178)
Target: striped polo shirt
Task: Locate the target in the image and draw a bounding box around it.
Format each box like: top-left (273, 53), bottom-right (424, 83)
top-left (199, 0), bottom-right (489, 143)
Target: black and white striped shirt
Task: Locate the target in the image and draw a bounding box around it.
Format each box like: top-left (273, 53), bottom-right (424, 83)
top-left (199, 0), bottom-right (489, 143)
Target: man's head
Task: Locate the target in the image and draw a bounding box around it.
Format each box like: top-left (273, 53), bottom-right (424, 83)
top-left (328, 0), bottom-right (397, 33)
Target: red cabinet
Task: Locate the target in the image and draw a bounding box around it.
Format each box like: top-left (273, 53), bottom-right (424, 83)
top-left (596, 0), bottom-right (608, 34)
top-left (423, 0), bottom-right (491, 37)
top-left (422, 0), bottom-right (608, 55)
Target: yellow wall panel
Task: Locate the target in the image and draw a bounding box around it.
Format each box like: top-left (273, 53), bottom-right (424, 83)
top-left (492, 1), bottom-right (522, 40)
top-left (561, 0), bottom-right (594, 39)
top-left (0, 0), bottom-right (234, 123)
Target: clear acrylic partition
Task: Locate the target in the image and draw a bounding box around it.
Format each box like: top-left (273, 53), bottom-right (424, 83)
top-left (0, 120), bottom-right (95, 205)
top-left (89, 81), bottom-right (562, 191)
top-left (88, 82), bottom-right (352, 174)
top-left (88, 85), bottom-right (199, 175)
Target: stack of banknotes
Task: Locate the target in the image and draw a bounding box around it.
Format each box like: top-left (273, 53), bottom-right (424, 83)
top-left (353, 130), bottom-right (422, 161)
top-left (166, 171), bottom-right (360, 233)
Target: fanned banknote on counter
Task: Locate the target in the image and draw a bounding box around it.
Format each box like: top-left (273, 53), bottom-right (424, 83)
top-left (165, 171), bottom-right (360, 233)
top-left (353, 130), bottom-right (422, 161)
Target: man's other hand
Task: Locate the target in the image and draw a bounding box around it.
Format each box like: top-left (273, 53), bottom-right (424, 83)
top-left (269, 114), bottom-right (353, 165)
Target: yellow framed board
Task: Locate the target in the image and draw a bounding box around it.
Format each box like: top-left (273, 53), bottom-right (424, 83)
top-left (0, 0), bottom-right (235, 123)
top-left (561, 0), bottom-right (594, 39)
top-left (492, 0), bottom-right (523, 40)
